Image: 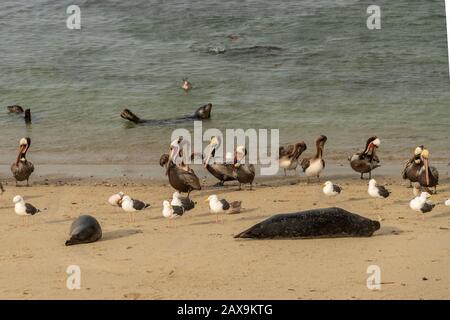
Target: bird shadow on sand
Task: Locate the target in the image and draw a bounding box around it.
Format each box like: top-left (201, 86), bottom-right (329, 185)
top-left (187, 220), bottom-right (220, 226)
top-left (346, 197), bottom-right (368, 202)
top-left (374, 226), bottom-right (403, 236)
top-left (101, 229), bottom-right (143, 242)
top-left (430, 210), bottom-right (450, 219)
top-left (197, 188), bottom-right (243, 197)
top-left (45, 218), bottom-right (74, 224)
top-left (17, 194), bottom-right (45, 200)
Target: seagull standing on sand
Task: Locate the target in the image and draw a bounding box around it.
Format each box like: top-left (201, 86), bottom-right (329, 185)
top-left (120, 195), bottom-right (150, 222)
top-left (171, 191), bottom-right (195, 211)
top-left (368, 179), bottom-right (390, 198)
top-left (410, 192), bottom-right (435, 219)
top-left (13, 195), bottom-right (40, 226)
top-left (162, 200), bottom-right (184, 228)
top-left (206, 195), bottom-right (242, 223)
top-left (108, 192), bottom-right (124, 207)
top-left (322, 181), bottom-right (342, 196)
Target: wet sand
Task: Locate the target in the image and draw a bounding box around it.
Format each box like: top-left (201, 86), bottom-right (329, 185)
top-left (0, 169), bottom-right (449, 300)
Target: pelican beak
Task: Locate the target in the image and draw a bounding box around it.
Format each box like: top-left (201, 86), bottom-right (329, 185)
top-left (204, 145), bottom-right (214, 168)
top-left (18, 144), bottom-right (26, 154)
top-left (424, 157), bottom-right (429, 186)
top-left (166, 147), bottom-right (177, 175)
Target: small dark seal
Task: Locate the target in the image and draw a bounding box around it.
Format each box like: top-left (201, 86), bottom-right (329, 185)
top-left (120, 103), bottom-right (212, 125)
top-left (65, 215), bottom-right (102, 246)
top-left (234, 207), bottom-right (380, 239)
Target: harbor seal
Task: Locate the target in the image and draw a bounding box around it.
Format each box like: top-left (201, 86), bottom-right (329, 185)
top-left (65, 215), bottom-right (102, 246)
top-left (234, 207), bottom-right (380, 239)
top-left (120, 103), bottom-right (212, 125)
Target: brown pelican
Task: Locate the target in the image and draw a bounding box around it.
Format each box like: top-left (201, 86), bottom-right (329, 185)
top-left (181, 79), bottom-right (192, 91)
top-left (417, 149), bottom-right (439, 194)
top-left (11, 137), bottom-right (34, 186)
top-left (232, 145), bottom-right (255, 190)
top-left (301, 135), bottom-right (327, 182)
top-left (349, 136), bottom-right (380, 179)
top-left (203, 136), bottom-right (237, 186)
top-left (279, 141), bottom-right (307, 176)
top-left (401, 146), bottom-right (425, 187)
top-left (160, 138), bottom-right (201, 198)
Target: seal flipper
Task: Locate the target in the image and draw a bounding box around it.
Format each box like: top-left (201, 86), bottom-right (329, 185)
top-left (120, 109), bottom-right (143, 123)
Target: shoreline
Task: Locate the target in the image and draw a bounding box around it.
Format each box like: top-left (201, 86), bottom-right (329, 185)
top-left (1, 161), bottom-right (449, 183)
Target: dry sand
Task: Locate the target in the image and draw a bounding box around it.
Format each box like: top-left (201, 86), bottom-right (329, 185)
top-left (0, 173), bottom-right (450, 300)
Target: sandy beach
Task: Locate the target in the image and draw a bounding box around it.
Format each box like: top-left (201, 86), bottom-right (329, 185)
top-left (1, 170), bottom-right (449, 300)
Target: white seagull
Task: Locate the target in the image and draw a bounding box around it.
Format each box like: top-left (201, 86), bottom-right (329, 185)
top-left (108, 191), bottom-right (124, 207)
top-left (13, 195), bottom-right (40, 226)
top-left (162, 200), bottom-right (185, 228)
top-left (444, 199), bottom-right (450, 206)
top-left (322, 181), bottom-right (342, 196)
top-left (171, 191), bottom-right (195, 211)
top-left (368, 179), bottom-right (390, 198)
top-left (120, 195), bottom-right (150, 222)
top-left (206, 195), bottom-right (242, 223)
top-left (410, 192), bottom-right (435, 219)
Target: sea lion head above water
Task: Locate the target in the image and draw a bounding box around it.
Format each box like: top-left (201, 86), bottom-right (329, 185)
top-left (7, 105), bottom-right (24, 113)
top-left (194, 103), bottom-right (212, 119)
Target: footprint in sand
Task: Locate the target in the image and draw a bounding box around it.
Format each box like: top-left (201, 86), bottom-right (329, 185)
top-left (123, 292), bottom-right (141, 300)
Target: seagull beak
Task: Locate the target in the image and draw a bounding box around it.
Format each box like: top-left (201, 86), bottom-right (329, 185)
top-left (204, 198), bottom-right (209, 203)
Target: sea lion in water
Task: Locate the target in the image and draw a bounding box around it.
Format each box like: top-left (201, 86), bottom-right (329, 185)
top-left (6, 106), bottom-right (31, 123)
top-left (7, 105), bottom-right (24, 113)
top-left (120, 103), bottom-right (212, 125)
top-left (65, 215), bottom-right (102, 246)
top-left (234, 207), bottom-right (380, 239)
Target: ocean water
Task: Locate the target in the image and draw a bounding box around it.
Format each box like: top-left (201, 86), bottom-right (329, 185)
top-left (0, 0), bottom-right (449, 167)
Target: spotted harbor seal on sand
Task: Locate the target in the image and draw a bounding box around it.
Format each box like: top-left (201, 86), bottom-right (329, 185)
top-left (120, 103), bottom-right (212, 125)
top-left (234, 207), bottom-right (380, 239)
top-left (65, 215), bottom-right (102, 246)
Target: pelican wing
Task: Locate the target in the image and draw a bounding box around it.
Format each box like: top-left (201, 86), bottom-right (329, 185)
top-left (300, 158), bottom-right (310, 171)
top-left (178, 168), bottom-right (201, 190)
